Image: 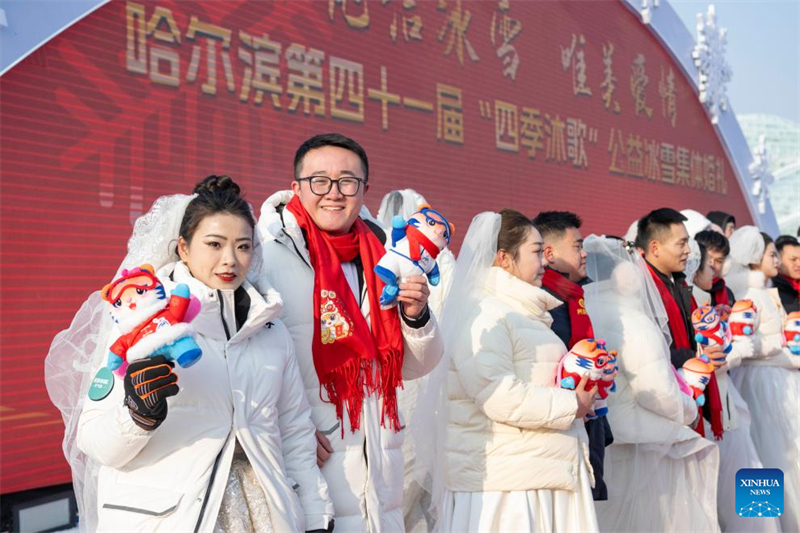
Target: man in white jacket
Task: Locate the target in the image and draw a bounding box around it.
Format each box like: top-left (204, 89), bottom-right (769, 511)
top-left (255, 133), bottom-right (444, 533)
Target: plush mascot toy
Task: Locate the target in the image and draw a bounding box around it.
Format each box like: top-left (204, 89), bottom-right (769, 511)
top-left (678, 356), bottom-right (715, 407)
top-left (692, 305), bottom-right (732, 361)
top-left (714, 303), bottom-right (732, 322)
top-left (678, 356), bottom-right (716, 437)
top-left (374, 205), bottom-right (454, 308)
top-left (591, 350), bottom-right (619, 418)
top-left (784, 311), bottom-right (800, 355)
top-left (729, 299), bottom-right (759, 336)
top-left (102, 264), bottom-right (202, 377)
top-left (558, 338), bottom-right (613, 393)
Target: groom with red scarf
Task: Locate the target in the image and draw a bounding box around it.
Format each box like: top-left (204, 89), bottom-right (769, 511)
top-left (775, 236), bottom-right (800, 314)
top-left (635, 208), bottom-right (725, 440)
top-left (534, 211), bottom-right (613, 501)
top-left (257, 134), bottom-right (443, 532)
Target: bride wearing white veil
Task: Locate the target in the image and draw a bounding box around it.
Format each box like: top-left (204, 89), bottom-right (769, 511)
top-left (438, 210), bottom-right (599, 532)
top-left (583, 236), bottom-right (720, 532)
top-left (45, 178), bottom-right (333, 532)
top-left (727, 226), bottom-right (800, 532)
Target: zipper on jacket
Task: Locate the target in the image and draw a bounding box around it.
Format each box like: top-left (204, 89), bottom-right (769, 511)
top-left (218, 290), bottom-right (231, 342)
top-left (193, 346), bottom-right (236, 532)
top-left (726, 392), bottom-right (731, 423)
top-left (193, 443), bottom-right (226, 533)
top-left (279, 209), bottom-right (312, 269)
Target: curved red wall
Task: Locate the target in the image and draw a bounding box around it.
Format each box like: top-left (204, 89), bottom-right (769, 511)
top-left (0, 0), bottom-right (752, 493)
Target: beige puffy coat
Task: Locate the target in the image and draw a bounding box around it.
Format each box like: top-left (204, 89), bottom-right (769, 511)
top-left (446, 267), bottom-right (590, 493)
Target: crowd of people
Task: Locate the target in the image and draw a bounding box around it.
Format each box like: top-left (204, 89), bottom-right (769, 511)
top-left (46, 133), bottom-right (800, 533)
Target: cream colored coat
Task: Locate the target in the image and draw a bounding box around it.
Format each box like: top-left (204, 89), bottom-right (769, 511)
top-left (726, 269), bottom-right (800, 369)
top-left (446, 267), bottom-right (590, 493)
top-left (588, 285), bottom-right (709, 444)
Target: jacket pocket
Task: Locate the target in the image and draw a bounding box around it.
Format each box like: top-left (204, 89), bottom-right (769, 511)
top-left (101, 483), bottom-right (184, 517)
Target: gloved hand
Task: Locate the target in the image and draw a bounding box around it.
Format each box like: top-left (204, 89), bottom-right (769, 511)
top-left (123, 355), bottom-right (179, 431)
top-left (727, 336), bottom-right (755, 370)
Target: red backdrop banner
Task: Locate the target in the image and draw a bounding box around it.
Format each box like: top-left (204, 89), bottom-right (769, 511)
top-left (0, 0), bottom-right (751, 493)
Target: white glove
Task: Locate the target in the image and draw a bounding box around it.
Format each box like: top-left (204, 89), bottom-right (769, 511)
top-left (726, 336), bottom-right (754, 369)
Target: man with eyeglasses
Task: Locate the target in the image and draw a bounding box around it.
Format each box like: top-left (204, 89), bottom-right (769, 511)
top-left (255, 133), bottom-right (443, 533)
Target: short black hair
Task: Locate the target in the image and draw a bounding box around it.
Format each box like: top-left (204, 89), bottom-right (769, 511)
top-left (634, 208), bottom-right (687, 250)
top-left (698, 241), bottom-right (708, 271)
top-left (532, 211), bottom-right (583, 241)
top-left (293, 133), bottom-right (369, 182)
top-left (776, 235), bottom-right (800, 253)
top-left (695, 229), bottom-right (730, 256)
top-left (707, 210), bottom-right (736, 229)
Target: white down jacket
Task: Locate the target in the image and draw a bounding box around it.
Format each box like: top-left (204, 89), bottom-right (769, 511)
top-left (446, 266), bottom-right (590, 493)
top-left (77, 262), bottom-right (333, 532)
top-left (255, 191), bottom-right (444, 533)
top-left (726, 269), bottom-right (800, 369)
top-left (586, 285), bottom-right (707, 445)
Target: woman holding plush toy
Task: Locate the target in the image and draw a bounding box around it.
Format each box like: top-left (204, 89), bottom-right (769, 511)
top-left (726, 226), bottom-right (800, 533)
top-left (438, 209), bottom-right (599, 532)
top-left (583, 236), bottom-right (720, 532)
top-left (46, 176), bottom-right (333, 532)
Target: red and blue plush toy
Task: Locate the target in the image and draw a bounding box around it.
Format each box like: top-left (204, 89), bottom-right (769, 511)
top-left (692, 305), bottom-right (733, 361)
top-left (558, 338), bottom-right (616, 393)
top-left (374, 205), bottom-right (454, 308)
top-left (101, 264), bottom-right (202, 377)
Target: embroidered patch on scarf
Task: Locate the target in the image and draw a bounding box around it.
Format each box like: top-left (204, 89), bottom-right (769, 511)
top-left (320, 290), bottom-right (354, 345)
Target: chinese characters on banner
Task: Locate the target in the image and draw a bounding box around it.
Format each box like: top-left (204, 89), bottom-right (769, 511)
top-left (124, 0), bottom-right (727, 195)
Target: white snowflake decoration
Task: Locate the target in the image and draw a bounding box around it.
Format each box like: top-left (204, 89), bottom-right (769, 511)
top-left (641, 0), bottom-right (660, 24)
top-left (749, 135), bottom-right (775, 215)
top-left (692, 5), bottom-right (732, 124)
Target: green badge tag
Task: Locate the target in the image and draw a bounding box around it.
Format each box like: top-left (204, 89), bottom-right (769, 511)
top-left (88, 367), bottom-right (114, 401)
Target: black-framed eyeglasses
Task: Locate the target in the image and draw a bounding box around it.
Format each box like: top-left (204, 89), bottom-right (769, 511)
top-left (296, 176), bottom-right (365, 197)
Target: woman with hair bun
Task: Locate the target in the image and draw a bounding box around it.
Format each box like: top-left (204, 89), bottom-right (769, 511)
top-left (438, 209), bottom-right (599, 532)
top-left (47, 176), bottom-right (334, 532)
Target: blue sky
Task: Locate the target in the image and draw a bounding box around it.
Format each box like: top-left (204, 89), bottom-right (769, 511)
top-left (671, 0), bottom-right (800, 124)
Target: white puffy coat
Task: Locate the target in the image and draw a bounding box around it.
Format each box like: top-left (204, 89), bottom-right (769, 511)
top-left (77, 262), bottom-right (333, 532)
top-left (726, 269), bottom-right (800, 369)
top-left (255, 191), bottom-right (444, 533)
top-left (586, 287), bottom-right (707, 445)
top-left (446, 267), bottom-right (590, 492)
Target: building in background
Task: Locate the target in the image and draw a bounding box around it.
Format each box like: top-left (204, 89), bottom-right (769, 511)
top-left (0, 0), bottom-right (787, 530)
top-left (739, 114), bottom-right (800, 236)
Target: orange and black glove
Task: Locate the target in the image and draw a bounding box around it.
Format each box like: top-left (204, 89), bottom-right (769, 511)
top-left (123, 355), bottom-right (179, 431)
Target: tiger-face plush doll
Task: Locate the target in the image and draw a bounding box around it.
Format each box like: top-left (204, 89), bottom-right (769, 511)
top-left (102, 264), bottom-right (202, 377)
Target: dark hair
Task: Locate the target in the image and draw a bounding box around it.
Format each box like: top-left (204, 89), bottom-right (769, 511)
top-left (697, 241), bottom-right (708, 271)
top-left (707, 210), bottom-right (735, 229)
top-left (293, 133), bottom-right (369, 182)
top-left (761, 232), bottom-right (774, 248)
top-left (634, 208), bottom-right (687, 250)
top-left (695, 229), bottom-right (730, 256)
top-left (776, 235), bottom-right (800, 253)
top-left (532, 211), bottom-right (582, 241)
top-left (179, 175), bottom-right (255, 243)
top-left (498, 209), bottom-right (535, 259)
